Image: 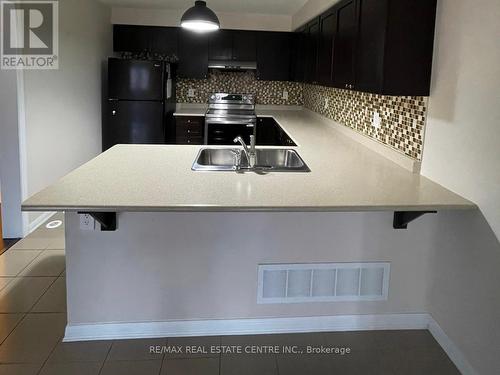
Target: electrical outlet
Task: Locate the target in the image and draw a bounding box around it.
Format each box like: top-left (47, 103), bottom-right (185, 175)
top-left (79, 214), bottom-right (95, 231)
top-left (282, 90), bottom-right (289, 100)
top-left (188, 88), bottom-right (196, 97)
top-left (324, 98), bottom-right (329, 109)
top-left (373, 111), bottom-right (382, 129)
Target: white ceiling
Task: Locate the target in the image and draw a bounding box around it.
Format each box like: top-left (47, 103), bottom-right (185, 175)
top-left (99, 0), bottom-right (309, 15)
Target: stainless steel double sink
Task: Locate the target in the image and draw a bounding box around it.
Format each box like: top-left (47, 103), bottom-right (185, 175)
top-left (192, 148), bottom-right (310, 173)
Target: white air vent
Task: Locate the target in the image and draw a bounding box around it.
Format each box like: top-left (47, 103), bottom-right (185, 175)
top-left (258, 263), bottom-right (390, 304)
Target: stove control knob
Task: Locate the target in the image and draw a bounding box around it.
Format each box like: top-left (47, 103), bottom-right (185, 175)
top-left (210, 95), bottom-right (215, 100)
top-left (243, 96), bottom-right (247, 101)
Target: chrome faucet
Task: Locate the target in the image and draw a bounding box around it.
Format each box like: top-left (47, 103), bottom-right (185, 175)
top-left (233, 135), bottom-right (256, 168)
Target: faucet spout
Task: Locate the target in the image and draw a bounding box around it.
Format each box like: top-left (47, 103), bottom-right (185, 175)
top-left (233, 135), bottom-right (256, 168)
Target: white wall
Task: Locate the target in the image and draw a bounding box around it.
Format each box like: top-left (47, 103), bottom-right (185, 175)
top-left (112, 7), bottom-right (292, 31)
top-left (20, 0), bottom-right (112, 229)
top-left (420, 1), bottom-right (500, 374)
top-left (422, 0), bottom-right (500, 241)
top-left (65, 211), bottom-right (433, 324)
top-left (292, 0), bottom-right (340, 30)
top-left (0, 71), bottom-right (25, 238)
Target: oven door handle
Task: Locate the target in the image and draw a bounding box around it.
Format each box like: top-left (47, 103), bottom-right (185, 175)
top-left (206, 119), bottom-right (256, 126)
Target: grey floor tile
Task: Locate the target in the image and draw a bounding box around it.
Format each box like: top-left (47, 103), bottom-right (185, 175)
top-left (0, 277), bottom-right (56, 313)
top-left (221, 332), bottom-right (328, 354)
top-left (8, 237), bottom-right (50, 251)
top-left (221, 354), bottom-right (277, 375)
top-left (0, 364), bottom-right (41, 375)
top-left (277, 354), bottom-right (336, 375)
top-left (32, 277), bottom-right (67, 312)
top-left (324, 330), bottom-right (379, 352)
top-left (0, 250), bottom-right (42, 276)
top-left (107, 338), bottom-right (167, 361)
top-left (20, 250), bottom-right (65, 277)
top-left (100, 360), bottom-right (162, 375)
top-left (47, 339), bottom-right (111, 363)
top-left (0, 313), bottom-right (66, 363)
top-left (379, 349), bottom-right (460, 375)
top-left (39, 362), bottom-right (102, 375)
top-left (161, 358), bottom-right (219, 375)
top-left (373, 330), bottom-right (442, 353)
top-left (0, 313), bottom-right (24, 344)
top-left (165, 336), bottom-right (221, 359)
top-left (0, 277), bottom-right (15, 291)
top-left (329, 351), bottom-right (384, 374)
top-left (47, 237), bottom-right (65, 250)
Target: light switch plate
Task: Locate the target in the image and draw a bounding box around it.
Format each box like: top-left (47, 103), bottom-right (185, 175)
top-left (282, 90), bottom-right (289, 100)
top-left (188, 88), bottom-right (196, 97)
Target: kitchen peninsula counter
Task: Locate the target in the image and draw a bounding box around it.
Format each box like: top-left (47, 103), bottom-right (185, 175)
top-left (22, 109), bottom-right (474, 213)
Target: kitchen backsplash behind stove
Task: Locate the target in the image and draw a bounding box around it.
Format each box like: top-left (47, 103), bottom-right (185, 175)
top-left (176, 71), bottom-right (303, 105)
top-left (177, 72), bottom-right (427, 160)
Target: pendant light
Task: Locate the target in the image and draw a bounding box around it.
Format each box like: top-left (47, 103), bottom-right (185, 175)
top-left (181, 1), bottom-right (220, 32)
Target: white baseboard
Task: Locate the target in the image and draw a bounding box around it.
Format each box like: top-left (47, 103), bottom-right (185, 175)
top-left (27, 211), bottom-right (56, 234)
top-left (65, 313), bottom-right (430, 342)
top-left (64, 313), bottom-right (476, 375)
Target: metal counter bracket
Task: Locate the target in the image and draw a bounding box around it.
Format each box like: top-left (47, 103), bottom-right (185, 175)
top-left (393, 211), bottom-right (437, 229)
top-left (79, 212), bottom-right (117, 231)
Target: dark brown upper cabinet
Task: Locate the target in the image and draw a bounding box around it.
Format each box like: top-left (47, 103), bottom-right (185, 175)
top-left (355, 0), bottom-right (437, 96)
top-left (208, 30), bottom-right (257, 61)
top-left (296, 0), bottom-right (436, 95)
top-left (256, 32), bottom-right (292, 81)
top-left (291, 26), bottom-right (306, 82)
top-left (178, 29), bottom-right (209, 79)
top-left (317, 7), bottom-right (337, 86)
top-left (232, 31), bottom-right (257, 61)
top-left (208, 30), bottom-right (233, 60)
top-left (331, 0), bottom-right (358, 90)
top-left (113, 25), bottom-right (178, 56)
top-left (304, 17), bottom-right (320, 84)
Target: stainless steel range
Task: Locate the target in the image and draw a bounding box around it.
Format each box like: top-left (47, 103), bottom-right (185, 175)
top-left (205, 93), bottom-right (256, 145)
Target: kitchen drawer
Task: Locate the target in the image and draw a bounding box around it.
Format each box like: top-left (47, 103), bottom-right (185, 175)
top-left (175, 116), bottom-right (204, 142)
top-left (175, 136), bottom-right (203, 145)
top-left (175, 116), bottom-right (204, 127)
top-left (176, 126), bottom-right (203, 137)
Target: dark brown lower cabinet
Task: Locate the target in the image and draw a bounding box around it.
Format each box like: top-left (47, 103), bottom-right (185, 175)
top-left (175, 116), bottom-right (204, 145)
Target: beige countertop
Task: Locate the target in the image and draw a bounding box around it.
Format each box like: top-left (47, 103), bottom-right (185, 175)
top-left (22, 110), bottom-right (475, 212)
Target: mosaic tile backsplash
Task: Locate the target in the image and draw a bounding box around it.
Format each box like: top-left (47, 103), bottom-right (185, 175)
top-left (303, 84), bottom-right (427, 160)
top-left (176, 71), bottom-right (303, 106)
top-left (177, 72), bottom-right (427, 160)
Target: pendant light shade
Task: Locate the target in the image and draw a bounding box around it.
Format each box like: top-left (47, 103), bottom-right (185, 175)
top-left (181, 1), bottom-right (220, 32)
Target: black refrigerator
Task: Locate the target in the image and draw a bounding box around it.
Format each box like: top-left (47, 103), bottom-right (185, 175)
top-left (103, 58), bottom-right (176, 151)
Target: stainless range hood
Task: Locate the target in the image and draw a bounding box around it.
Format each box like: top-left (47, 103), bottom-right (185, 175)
top-left (208, 60), bottom-right (257, 71)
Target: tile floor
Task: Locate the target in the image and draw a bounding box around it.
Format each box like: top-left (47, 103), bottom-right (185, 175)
top-left (0, 213), bottom-right (461, 374)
